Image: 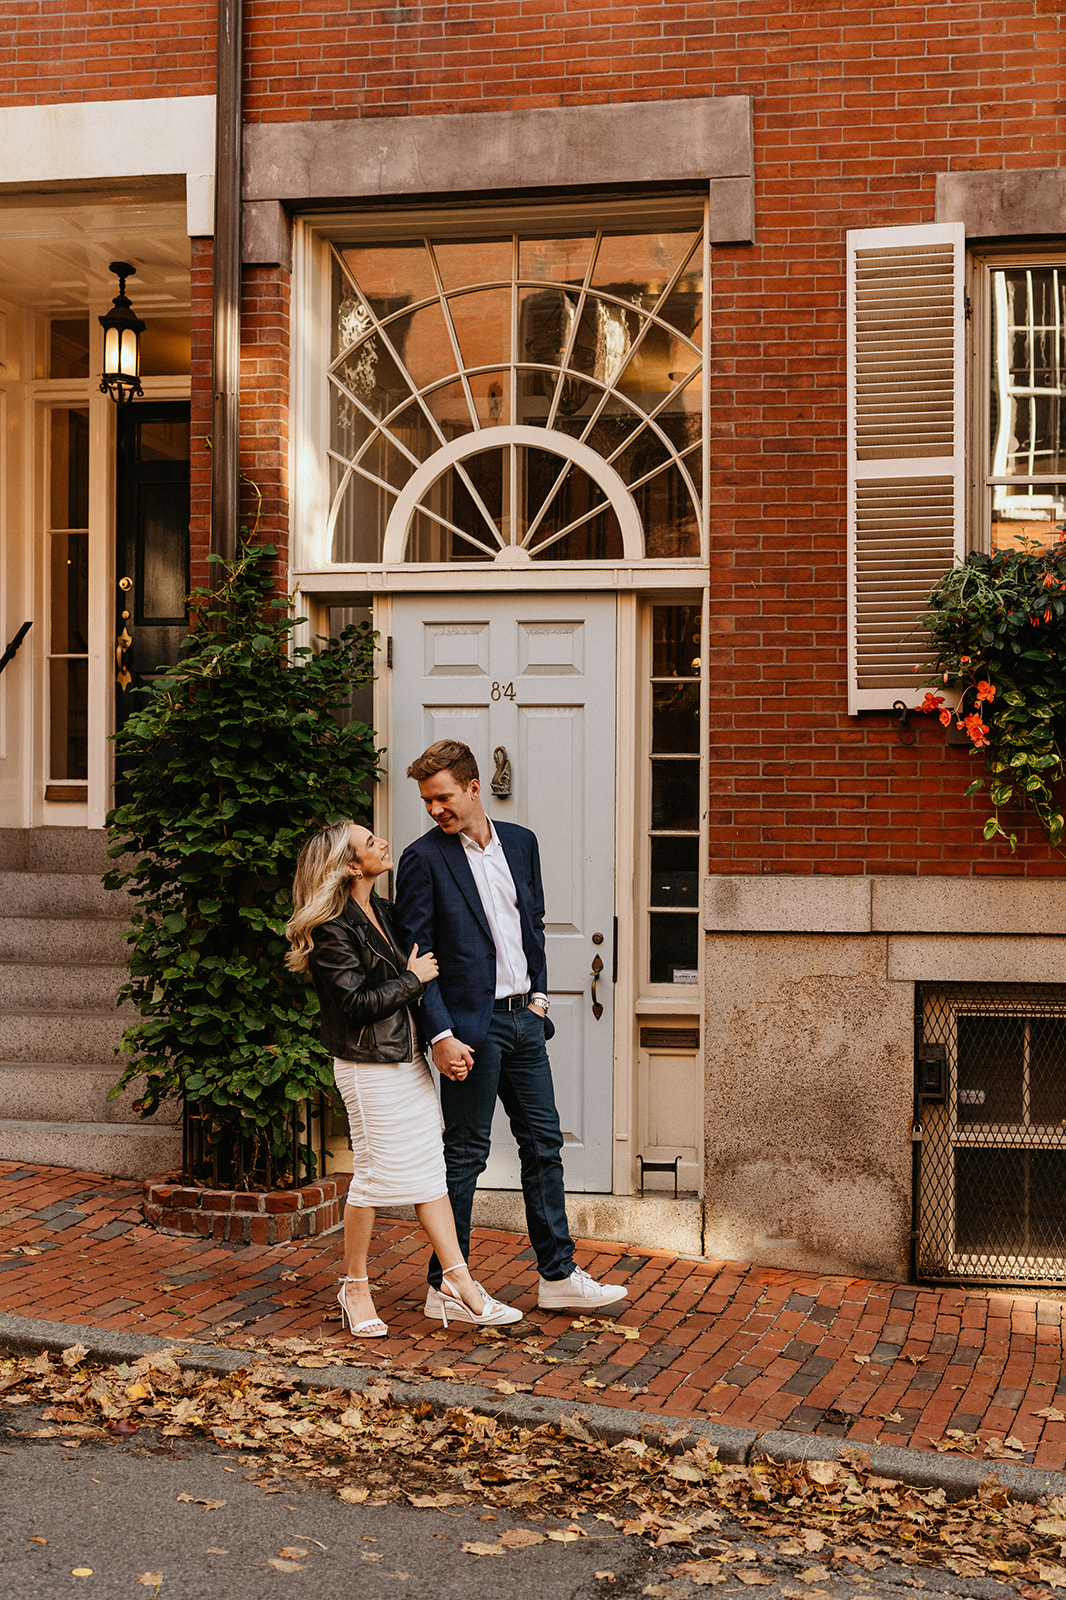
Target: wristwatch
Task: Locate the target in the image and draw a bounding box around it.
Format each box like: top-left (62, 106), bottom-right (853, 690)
top-left (530, 992), bottom-right (550, 1013)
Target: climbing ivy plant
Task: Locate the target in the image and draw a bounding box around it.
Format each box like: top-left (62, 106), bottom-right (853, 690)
top-left (105, 541), bottom-right (379, 1187)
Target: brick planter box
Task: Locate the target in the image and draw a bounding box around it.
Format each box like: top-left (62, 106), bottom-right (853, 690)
top-left (142, 1175), bottom-right (347, 1245)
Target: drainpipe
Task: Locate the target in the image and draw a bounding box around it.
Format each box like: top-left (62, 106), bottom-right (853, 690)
top-left (211, 0), bottom-right (243, 562)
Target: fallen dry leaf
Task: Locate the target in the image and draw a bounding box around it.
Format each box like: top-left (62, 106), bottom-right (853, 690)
top-left (267, 1557), bottom-right (304, 1572)
top-left (278, 1547), bottom-right (308, 1559)
top-left (498, 1528), bottom-right (545, 1548)
top-left (668, 1558), bottom-right (726, 1585)
top-left (135, 1575), bottom-right (163, 1590)
top-left (462, 1541), bottom-right (508, 1557)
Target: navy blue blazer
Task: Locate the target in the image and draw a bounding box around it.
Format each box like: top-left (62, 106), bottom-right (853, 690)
top-left (395, 820), bottom-right (555, 1051)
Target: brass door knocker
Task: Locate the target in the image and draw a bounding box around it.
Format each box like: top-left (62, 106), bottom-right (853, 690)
top-left (491, 746), bottom-right (512, 797)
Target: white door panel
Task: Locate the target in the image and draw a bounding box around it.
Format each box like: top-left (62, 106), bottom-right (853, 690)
top-left (391, 594), bottom-right (616, 1192)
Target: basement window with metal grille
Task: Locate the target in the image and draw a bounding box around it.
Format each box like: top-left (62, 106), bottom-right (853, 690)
top-left (915, 983), bottom-right (1066, 1285)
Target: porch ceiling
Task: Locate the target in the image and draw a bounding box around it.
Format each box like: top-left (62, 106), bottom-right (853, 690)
top-left (0, 187), bottom-right (191, 316)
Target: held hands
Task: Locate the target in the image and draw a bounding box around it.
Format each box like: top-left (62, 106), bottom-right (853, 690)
top-left (407, 943), bottom-right (439, 984)
top-left (432, 1036), bottom-right (474, 1083)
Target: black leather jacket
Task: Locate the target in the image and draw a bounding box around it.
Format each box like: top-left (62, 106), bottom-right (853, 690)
top-left (307, 896), bottom-right (427, 1063)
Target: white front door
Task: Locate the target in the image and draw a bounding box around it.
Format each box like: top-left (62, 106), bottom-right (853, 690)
top-left (390, 593), bottom-right (616, 1192)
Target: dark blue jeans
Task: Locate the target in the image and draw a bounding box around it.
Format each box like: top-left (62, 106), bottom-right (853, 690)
top-left (429, 1006), bottom-right (576, 1288)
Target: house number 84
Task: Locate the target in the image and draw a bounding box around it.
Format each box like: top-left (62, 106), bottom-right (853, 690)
top-left (491, 681), bottom-right (516, 701)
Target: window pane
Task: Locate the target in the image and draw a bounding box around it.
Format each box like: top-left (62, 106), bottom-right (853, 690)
top-left (651, 759), bottom-right (700, 831)
top-left (525, 450), bottom-right (622, 560)
top-left (989, 266), bottom-right (1066, 479)
top-left (447, 288), bottom-right (512, 373)
top-left (518, 233), bottom-right (596, 286)
top-left (651, 836), bottom-right (700, 907)
top-left (50, 408), bottom-right (89, 529)
top-left (338, 243), bottom-right (437, 317)
top-left (138, 419), bottom-right (190, 462)
top-left (49, 532), bottom-right (88, 654)
top-left (653, 603), bottom-right (702, 679)
top-left (50, 318), bottom-right (90, 379)
top-left (1030, 1015), bottom-right (1066, 1125)
top-left (590, 232), bottom-right (700, 309)
top-left (649, 911), bottom-right (699, 985)
top-left (49, 658), bottom-right (88, 780)
top-left (652, 681), bottom-right (699, 752)
top-left (956, 1014), bottom-right (1023, 1125)
top-left (990, 483), bottom-right (1066, 552)
top-left (326, 604), bottom-right (374, 731)
top-left (432, 238), bottom-right (511, 292)
top-left (387, 300), bottom-right (456, 392)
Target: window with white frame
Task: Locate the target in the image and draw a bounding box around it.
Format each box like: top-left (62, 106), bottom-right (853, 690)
top-left (845, 229), bottom-right (1066, 713)
top-left (982, 256), bottom-right (1066, 553)
top-left (320, 206), bottom-right (706, 570)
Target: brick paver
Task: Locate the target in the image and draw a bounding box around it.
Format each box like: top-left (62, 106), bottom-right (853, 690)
top-left (0, 1160), bottom-right (1063, 1468)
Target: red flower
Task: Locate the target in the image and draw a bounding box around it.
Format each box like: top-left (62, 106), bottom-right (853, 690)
top-left (920, 691), bottom-right (946, 714)
top-left (939, 709), bottom-right (953, 727)
top-left (961, 712), bottom-right (990, 749)
top-left (975, 680), bottom-right (996, 704)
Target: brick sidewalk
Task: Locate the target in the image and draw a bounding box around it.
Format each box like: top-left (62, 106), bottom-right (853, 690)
top-left (1, 1161), bottom-right (1064, 1472)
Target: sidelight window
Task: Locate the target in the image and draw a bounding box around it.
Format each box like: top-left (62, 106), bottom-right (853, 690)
top-left (47, 406), bottom-right (90, 792)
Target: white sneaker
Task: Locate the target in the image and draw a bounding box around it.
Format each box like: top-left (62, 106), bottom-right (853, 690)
top-left (537, 1265), bottom-right (628, 1311)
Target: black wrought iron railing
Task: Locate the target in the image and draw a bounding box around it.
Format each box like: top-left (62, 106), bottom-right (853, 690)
top-left (182, 1091), bottom-right (334, 1191)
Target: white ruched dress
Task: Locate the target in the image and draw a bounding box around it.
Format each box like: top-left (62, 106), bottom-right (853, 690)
top-left (332, 1042), bottom-right (447, 1208)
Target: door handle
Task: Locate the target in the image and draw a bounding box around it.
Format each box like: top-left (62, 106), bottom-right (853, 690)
top-left (590, 953), bottom-right (604, 1020)
top-left (116, 575), bottom-right (133, 690)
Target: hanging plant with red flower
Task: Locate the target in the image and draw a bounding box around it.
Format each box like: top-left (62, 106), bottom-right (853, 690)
top-left (918, 539), bottom-right (1066, 851)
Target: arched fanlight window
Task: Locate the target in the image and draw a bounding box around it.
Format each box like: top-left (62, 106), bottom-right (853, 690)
top-left (326, 223), bottom-right (704, 565)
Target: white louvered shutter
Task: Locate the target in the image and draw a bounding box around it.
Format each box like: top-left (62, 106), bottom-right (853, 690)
top-left (846, 222), bottom-right (966, 713)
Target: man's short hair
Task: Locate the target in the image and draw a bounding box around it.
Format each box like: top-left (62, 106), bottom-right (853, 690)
top-left (407, 740), bottom-right (480, 787)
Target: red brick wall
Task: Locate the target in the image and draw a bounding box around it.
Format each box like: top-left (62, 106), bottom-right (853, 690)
top-left (9, 1), bottom-right (1066, 874)
top-left (0, 2), bottom-right (214, 105)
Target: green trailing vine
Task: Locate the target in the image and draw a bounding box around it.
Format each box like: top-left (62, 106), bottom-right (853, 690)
top-left (918, 539), bottom-right (1066, 852)
top-left (104, 540), bottom-right (380, 1187)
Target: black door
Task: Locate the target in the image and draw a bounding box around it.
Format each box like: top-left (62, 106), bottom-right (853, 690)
top-left (115, 402), bottom-right (190, 733)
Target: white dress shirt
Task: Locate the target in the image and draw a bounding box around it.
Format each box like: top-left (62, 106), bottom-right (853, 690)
top-left (460, 823), bottom-right (530, 998)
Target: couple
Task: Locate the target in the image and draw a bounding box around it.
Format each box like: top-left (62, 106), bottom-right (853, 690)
top-left (286, 739), bottom-right (626, 1338)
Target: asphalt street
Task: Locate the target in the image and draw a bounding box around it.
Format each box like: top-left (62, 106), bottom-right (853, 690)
top-left (0, 1412), bottom-right (1033, 1600)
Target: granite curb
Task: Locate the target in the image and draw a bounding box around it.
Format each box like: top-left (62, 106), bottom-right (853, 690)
top-left (3, 1312), bottom-right (1066, 1506)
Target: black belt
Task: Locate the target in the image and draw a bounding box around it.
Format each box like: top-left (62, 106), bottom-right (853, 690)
top-left (494, 993), bottom-right (531, 1012)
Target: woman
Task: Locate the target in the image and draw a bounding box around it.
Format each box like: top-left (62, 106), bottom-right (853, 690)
top-left (286, 819), bottom-right (521, 1337)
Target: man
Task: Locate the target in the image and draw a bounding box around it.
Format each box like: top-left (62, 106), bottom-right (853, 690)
top-left (395, 740), bottom-right (627, 1315)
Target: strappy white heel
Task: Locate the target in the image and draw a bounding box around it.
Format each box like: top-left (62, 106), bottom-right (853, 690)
top-left (337, 1275), bottom-right (388, 1337)
top-left (437, 1264), bottom-right (522, 1328)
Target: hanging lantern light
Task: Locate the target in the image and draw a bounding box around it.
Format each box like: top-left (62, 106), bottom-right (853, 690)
top-left (98, 261), bottom-right (145, 405)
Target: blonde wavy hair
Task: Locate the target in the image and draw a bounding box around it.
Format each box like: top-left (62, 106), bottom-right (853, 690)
top-left (285, 819), bottom-right (357, 974)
